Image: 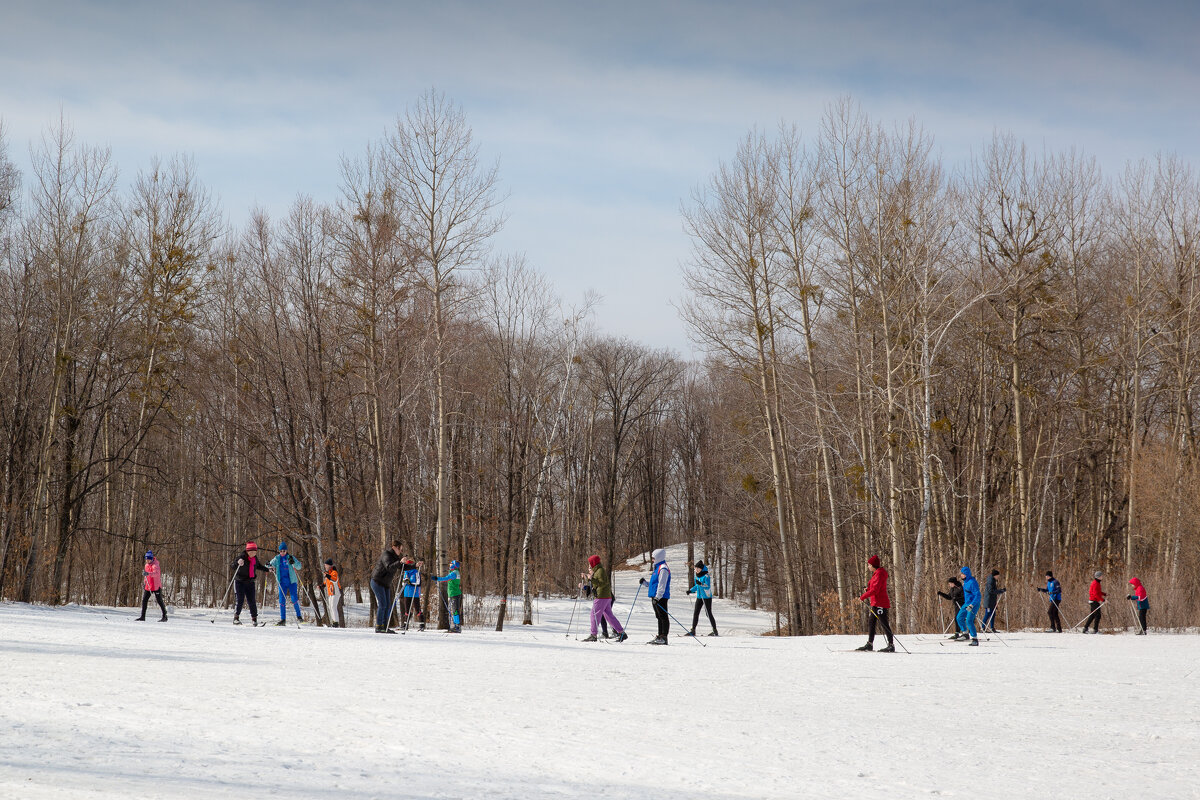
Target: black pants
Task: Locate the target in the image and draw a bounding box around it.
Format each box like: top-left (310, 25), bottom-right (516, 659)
top-left (1083, 601), bottom-right (1102, 632)
top-left (1137, 607), bottom-right (1148, 633)
top-left (141, 589), bottom-right (166, 618)
top-left (1047, 603), bottom-right (1062, 632)
top-left (652, 599), bottom-right (669, 638)
top-left (234, 580), bottom-right (258, 621)
top-left (952, 603), bottom-right (963, 632)
top-left (692, 598), bottom-right (717, 634)
top-left (401, 595), bottom-right (424, 627)
top-left (867, 606), bottom-right (894, 645)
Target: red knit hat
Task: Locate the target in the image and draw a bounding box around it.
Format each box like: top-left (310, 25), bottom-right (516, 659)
top-left (245, 541), bottom-right (257, 551)
top-left (588, 555), bottom-right (601, 568)
top-left (867, 555), bottom-right (880, 568)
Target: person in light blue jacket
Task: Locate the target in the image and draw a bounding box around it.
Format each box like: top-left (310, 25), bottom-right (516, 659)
top-left (639, 548), bottom-right (671, 645)
top-left (687, 560), bottom-right (718, 637)
top-left (269, 542), bottom-right (303, 625)
top-left (954, 566), bottom-right (980, 645)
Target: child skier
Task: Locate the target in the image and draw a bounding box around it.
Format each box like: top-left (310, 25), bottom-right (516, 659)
top-left (232, 541), bottom-right (273, 625)
top-left (323, 559), bottom-right (344, 628)
top-left (432, 559), bottom-right (464, 633)
top-left (937, 576), bottom-right (964, 638)
top-left (1127, 577), bottom-right (1149, 635)
top-left (1082, 571), bottom-right (1106, 633)
top-left (639, 548), bottom-right (671, 645)
top-left (686, 560), bottom-right (718, 637)
top-left (137, 551), bottom-right (168, 622)
top-left (401, 558), bottom-right (425, 631)
top-left (581, 555), bottom-right (627, 642)
top-left (369, 542), bottom-right (405, 634)
top-left (1035, 570), bottom-right (1063, 632)
top-left (855, 555), bottom-right (895, 652)
top-left (982, 569), bottom-right (1006, 632)
top-left (955, 566), bottom-right (981, 645)
top-left (269, 542), bottom-right (304, 625)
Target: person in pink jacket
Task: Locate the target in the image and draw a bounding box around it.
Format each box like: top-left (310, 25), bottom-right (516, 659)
top-left (137, 551), bottom-right (168, 622)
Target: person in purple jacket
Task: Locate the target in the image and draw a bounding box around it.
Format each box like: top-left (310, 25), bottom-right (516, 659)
top-left (639, 548), bottom-right (671, 645)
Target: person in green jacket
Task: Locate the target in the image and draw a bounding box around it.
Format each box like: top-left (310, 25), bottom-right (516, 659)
top-left (580, 555), bottom-right (627, 643)
top-left (433, 560), bottom-right (463, 633)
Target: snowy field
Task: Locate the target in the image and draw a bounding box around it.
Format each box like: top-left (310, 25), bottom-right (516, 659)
top-left (2, 550), bottom-right (1198, 799)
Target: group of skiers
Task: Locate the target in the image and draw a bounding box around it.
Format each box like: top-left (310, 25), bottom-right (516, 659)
top-left (367, 541), bottom-right (463, 634)
top-left (221, 540), bottom-right (347, 627)
top-left (855, 555), bottom-right (1153, 652)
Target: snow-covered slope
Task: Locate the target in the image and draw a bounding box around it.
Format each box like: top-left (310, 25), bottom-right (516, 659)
top-left (1, 574), bottom-right (1196, 798)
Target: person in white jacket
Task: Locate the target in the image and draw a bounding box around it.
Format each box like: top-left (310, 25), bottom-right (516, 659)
top-left (639, 548), bottom-right (672, 645)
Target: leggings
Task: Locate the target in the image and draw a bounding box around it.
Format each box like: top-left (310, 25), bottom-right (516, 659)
top-left (866, 606), bottom-right (894, 645)
top-left (141, 589), bottom-right (166, 618)
top-left (234, 580), bottom-right (258, 621)
top-left (652, 598), bottom-right (669, 638)
top-left (1047, 602), bottom-right (1062, 632)
top-left (691, 598), bottom-right (717, 634)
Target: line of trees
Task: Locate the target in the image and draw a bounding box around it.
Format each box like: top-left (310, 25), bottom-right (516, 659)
top-left (2, 96), bottom-right (1197, 633)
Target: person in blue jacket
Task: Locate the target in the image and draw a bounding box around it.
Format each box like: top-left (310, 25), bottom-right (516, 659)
top-left (1035, 570), bottom-right (1063, 632)
top-left (955, 566), bottom-right (981, 646)
top-left (639, 548), bottom-right (671, 645)
top-left (269, 542), bottom-right (304, 625)
top-left (400, 558), bottom-right (425, 631)
top-left (687, 560), bottom-right (718, 637)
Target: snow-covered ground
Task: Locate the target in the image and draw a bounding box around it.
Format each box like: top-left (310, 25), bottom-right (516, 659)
top-left (2, 546), bottom-right (1196, 799)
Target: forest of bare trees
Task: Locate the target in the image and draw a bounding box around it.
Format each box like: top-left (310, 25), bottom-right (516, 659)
top-left (2, 96), bottom-right (1198, 634)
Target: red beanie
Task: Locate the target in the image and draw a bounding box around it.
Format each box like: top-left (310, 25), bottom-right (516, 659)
top-left (245, 541), bottom-right (257, 551)
top-left (588, 555), bottom-right (601, 568)
top-left (867, 555), bottom-right (880, 568)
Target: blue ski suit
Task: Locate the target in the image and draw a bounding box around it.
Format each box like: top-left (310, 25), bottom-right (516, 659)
top-left (270, 552), bottom-right (303, 620)
top-left (956, 567), bottom-right (980, 638)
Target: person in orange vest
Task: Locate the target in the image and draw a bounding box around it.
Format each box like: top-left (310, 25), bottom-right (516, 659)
top-left (855, 555), bottom-right (895, 652)
top-left (323, 559), bottom-right (344, 628)
top-left (137, 551), bottom-right (168, 622)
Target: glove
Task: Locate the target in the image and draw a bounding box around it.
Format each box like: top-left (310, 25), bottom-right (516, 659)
top-left (639, 578), bottom-right (647, 586)
top-left (237, 558), bottom-right (245, 566)
top-left (687, 587), bottom-right (694, 594)
top-left (1036, 588), bottom-right (1046, 593)
top-left (288, 555), bottom-right (295, 565)
top-left (1126, 595), bottom-right (1134, 600)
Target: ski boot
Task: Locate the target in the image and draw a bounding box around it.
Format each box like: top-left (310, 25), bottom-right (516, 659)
top-left (275, 619), bottom-right (287, 626)
top-left (968, 638), bottom-right (979, 646)
top-left (450, 626), bottom-right (461, 633)
top-left (854, 642), bottom-right (873, 651)
top-left (158, 614), bottom-right (168, 622)
top-left (685, 629), bottom-right (696, 637)
top-left (614, 632), bottom-right (628, 642)
top-left (233, 616), bottom-right (242, 625)
top-left (879, 643), bottom-right (895, 653)
top-left (135, 615), bottom-right (146, 621)
top-left (582, 634), bottom-right (598, 642)
top-left (648, 636), bottom-right (668, 645)
top-left (707, 631), bottom-right (719, 637)
top-left (418, 623), bottom-right (425, 632)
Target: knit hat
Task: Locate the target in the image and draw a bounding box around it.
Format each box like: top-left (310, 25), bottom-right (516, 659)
top-left (694, 560), bottom-right (705, 569)
top-left (144, 551), bottom-right (154, 559)
top-left (278, 542), bottom-right (288, 551)
top-left (1094, 571), bottom-right (1103, 579)
top-left (1045, 570), bottom-right (1054, 577)
top-left (652, 548), bottom-right (666, 564)
top-left (588, 555), bottom-right (601, 568)
top-left (324, 558), bottom-right (334, 566)
top-left (867, 555), bottom-right (880, 568)
top-left (245, 541), bottom-right (257, 551)
top-left (991, 569), bottom-right (1000, 576)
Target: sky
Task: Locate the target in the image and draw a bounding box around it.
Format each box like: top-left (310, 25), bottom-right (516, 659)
top-left (2, 0), bottom-right (1198, 354)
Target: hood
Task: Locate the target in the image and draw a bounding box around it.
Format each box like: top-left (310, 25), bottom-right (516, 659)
top-left (1129, 578), bottom-right (1143, 588)
top-left (588, 555), bottom-right (601, 568)
top-left (651, 548), bottom-right (666, 565)
top-left (960, 566), bottom-right (974, 580)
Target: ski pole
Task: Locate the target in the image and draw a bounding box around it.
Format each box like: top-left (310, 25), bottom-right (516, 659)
top-left (1126, 597), bottom-right (1142, 633)
top-left (623, 581), bottom-right (644, 630)
top-left (1069, 600), bottom-right (1107, 632)
top-left (1034, 585), bottom-right (1066, 631)
top-left (565, 585), bottom-right (583, 638)
top-left (864, 602), bottom-right (910, 654)
top-left (658, 600), bottom-right (705, 647)
top-left (210, 572), bottom-right (237, 624)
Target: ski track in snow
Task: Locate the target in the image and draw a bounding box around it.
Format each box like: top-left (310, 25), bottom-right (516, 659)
top-left (2, 546), bottom-right (1197, 799)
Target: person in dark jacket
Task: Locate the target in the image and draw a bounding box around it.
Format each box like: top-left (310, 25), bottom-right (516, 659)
top-left (580, 555), bottom-right (627, 642)
top-left (232, 541), bottom-right (273, 625)
top-left (1035, 570), bottom-right (1063, 632)
top-left (956, 566), bottom-right (981, 645)
top-left (937, 577), bottom-right (964, 638)
top-left (369, 542), bottom-right (405, 634)
top-left (1127, 577), bottom-right (1149, 635)
top-left (855, 555), bottom-right (895, 652)
top-left (982, 569), bottom-right (1006, 632)
top-left (687, 560), bottom-right (718, 637)
top-left (1081, 571), bottom-right (1106, 633)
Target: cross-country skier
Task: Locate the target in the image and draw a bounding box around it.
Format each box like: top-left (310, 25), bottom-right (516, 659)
top-left (686, 560), bottom-right (718, 637)
top-left (137, 551), bottom-right (168, 622)
top-left (432, 560), bottom-right (464, 633)
top-left (937, 576), bottom-right (964, 638)
top-left (982, 569), bottom-right (1006, 632)
top-left (369, 542), bottom-right (405, 634)
top-left (1127, 577), bottom-right (1149, 635)
top-left (1081, 571), bottom-right (1105, 633)
top-left (580, 555), bottom-right (627, 642)
top-left (956, 566), bottom-right (981, 645)
top-left (1035, 570), bottom-right (1063, 632)
top-left (400, 558), bottom-right (425, 631)
top-left (639, 548), bottom-right (671, 645)
top-left (232, 541), bottom-right (273, 626)
top-left (269, 542), bottom-right (304, 625)
top-left (323, 559), bottom-right (344, 628)
top-left (855, 555), bottom-right (895, 652)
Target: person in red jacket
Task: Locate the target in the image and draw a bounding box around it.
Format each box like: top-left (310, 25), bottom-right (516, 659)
top-left (855, 555), bottom-right (895, 652)
top-left (1127, 577), bottom-right (1149, 635)
top-left (137, 551), bottom-right (168, 622)
top-left (1081, 570), bottom-right (1106, 633)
